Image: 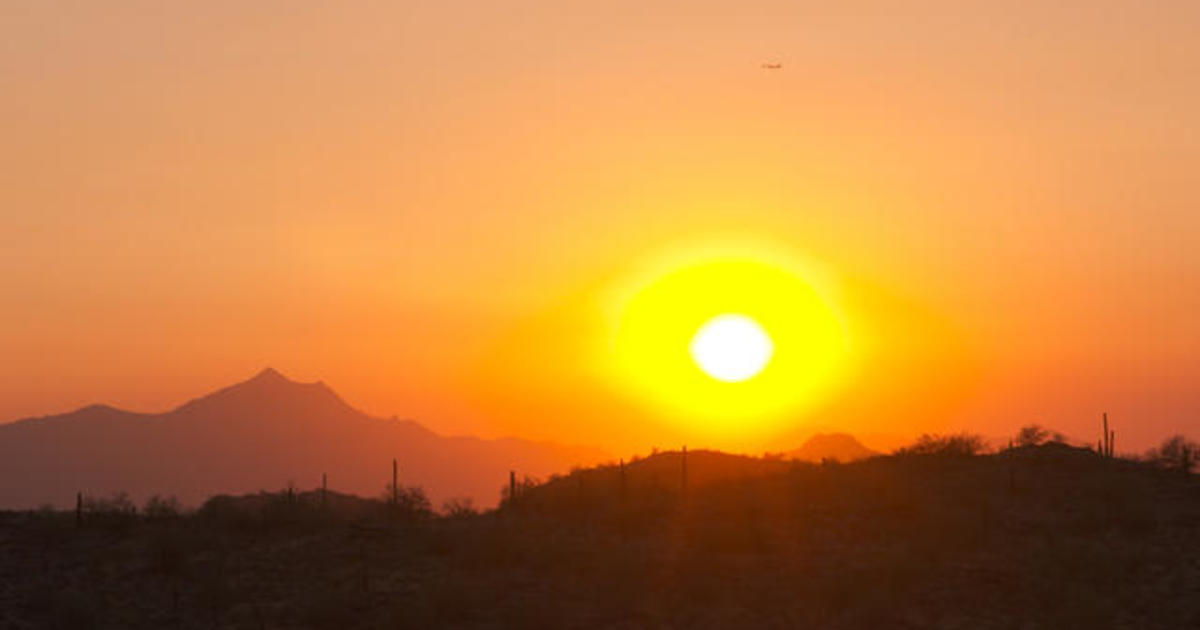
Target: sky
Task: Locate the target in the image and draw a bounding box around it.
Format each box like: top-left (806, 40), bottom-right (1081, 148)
top-left (2, 1), bottom-right (1197, 455)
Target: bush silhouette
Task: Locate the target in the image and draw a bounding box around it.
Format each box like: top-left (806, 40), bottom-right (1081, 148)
top-left (894, 432), bottom-right (988, 456)
top-left (441, 496), bottom-right (477, 518)
top-left (1144, 434), bottom-right (1198, 473)
top-left (1016, 424), bottom-right (1050, 447)
top-left (381, 484), bottom-right (434, 521)
top-left (143, 494), bottom-right (182, 520)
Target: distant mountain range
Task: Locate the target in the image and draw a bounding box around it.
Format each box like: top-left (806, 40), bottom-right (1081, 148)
top-left (788, 432), bottom-right (878, 463)
top-left (0, 369), bottom-right (607, 510)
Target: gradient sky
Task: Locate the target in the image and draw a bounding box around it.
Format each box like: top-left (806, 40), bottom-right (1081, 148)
top-left (2, 1), bottom-right (1197, 454)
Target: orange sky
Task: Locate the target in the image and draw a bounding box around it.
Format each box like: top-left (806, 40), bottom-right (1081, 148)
top-left (2, 1), bottom-right (1197, 455)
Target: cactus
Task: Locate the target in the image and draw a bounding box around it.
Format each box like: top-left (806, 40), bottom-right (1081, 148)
top-left (1101, 413), bottom-right (1115, 457)
top-left (1098, 413), bottom-right (1118, 458)
top-left (509, 470), bottom-right (517, 504)
top-left (76, 491), bottom-right (83, 527)
top-left (619, 458), bottom-right (627, 500)
top-left (681, 445), bottom-right (688, 494)
top-left (321, 473), bottom-right (327, 508)
top-left (1103, 412), bottom-right (1109, 457)
top-left (392, 459), bottom-right (399, 506)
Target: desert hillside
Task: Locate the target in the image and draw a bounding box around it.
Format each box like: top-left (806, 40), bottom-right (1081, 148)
top-left (3, 443), bottom-right (1198, 628)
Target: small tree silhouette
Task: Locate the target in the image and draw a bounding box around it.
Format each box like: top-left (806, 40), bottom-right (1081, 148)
top-left (143, 494), bottom-right (182, 520)
top-left (1015, 425), bottom-right (1050, 448)
top-left (381, 484), bottom-right (433, 520)
top-left (895, 433), bottom-right (987, 456)
top-left (1145, 435), bottom-right (1198, 473)
top-left (441, 497), bottom-right (477, 518)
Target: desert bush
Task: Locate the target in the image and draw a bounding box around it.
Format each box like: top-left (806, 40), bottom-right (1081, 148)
top-left (382, 484), bottom-right (434, 520)
top-left (441, 496), bottom-right (477, 518)
top-left (197, 494), bottom-right (251, 528)
top-left (22, 585), bottom-right (100, 630)
top-left (143, 494), bottom-right (182, 519)
top-left (149, 530), bottom-right (188, 576)
top-left (83, 491), bottom-right (136, 517)
top-left (1016, 424), bottom-right (1050, 447)
top-left (81, 491), bottom-right (138, 533)
top-left (195, 561), bottom-right (233, 626)
top-left (500, 475), bottom-right (541, 506)
top-left (1144, 434), bottom-right (1198, 473)
top-left (894, 433), bottom-right (988, 457)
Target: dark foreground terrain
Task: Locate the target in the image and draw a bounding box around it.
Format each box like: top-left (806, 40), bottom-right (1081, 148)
top-left (2, 444), bottom-right (1199, 629)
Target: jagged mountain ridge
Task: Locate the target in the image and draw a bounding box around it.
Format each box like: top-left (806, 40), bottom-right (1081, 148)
top-left (0, 369), bottom-right (606, 510)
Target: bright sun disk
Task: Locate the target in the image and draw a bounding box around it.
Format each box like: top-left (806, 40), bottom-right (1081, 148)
top-left (689, 314), bottom-right (773, 382)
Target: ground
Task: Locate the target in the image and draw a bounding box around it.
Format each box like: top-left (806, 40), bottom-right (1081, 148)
top-left (2, 445), bottom-right (1198, 629)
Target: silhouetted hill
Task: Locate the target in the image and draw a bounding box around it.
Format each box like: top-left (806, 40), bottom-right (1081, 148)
top-left (527, 449), bottom-right (792, 502)
top-left (788, 432), bottom-right (878, 462)
top-left (0, 369), bottom-right (606, 509)
top-left (4, 443), bottom-right (1197, 628)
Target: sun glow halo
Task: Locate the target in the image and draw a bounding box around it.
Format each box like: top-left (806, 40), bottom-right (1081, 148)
top-left (609, 243), bottom-right (849, 439)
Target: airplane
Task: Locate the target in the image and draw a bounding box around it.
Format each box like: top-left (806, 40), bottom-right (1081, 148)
top-left (762, 63), bottom-right (782, 69)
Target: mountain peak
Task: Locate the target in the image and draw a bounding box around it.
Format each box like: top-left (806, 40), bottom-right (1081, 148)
top-left (170, 368), bottom-right (354, 422)
top-left (249, 367), bottom-right (288, 383)
top-left (789, 433), bottom-right (877, 463)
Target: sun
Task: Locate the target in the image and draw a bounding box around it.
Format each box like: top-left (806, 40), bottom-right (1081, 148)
top-left (607, 240), bottom-right (850, 440)
top-left (689, 314), bottom-right (773, 382)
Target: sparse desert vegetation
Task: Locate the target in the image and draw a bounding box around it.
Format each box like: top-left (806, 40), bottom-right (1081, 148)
top-left (2, 433), bottom-right (1199, 629)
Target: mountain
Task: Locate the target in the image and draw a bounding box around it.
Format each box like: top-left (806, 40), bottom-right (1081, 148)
top-left (788, 432), bottom-right (878, 463)
top-left (0, 369), bottom-right (607, 510)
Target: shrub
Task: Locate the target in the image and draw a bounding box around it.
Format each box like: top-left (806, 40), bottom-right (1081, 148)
top-left (382, 485), bottom-right (434, 520)
top-left (895, 433), bottom-right (988, 457)
top-left (500, 475), bottom-right (540, 506)
top-left (81, 491), bottom-right (138, 533)
top-left (149, 530), bottom-right (188, 577)
top-left (143, 494), bottom-right (182, 520)
top-left (1016, 424), bottom-right (1050, 447)
top-left (441, 497), bottom-right (477, 518)
top-left (83, 491), bottom-right (136, 517)
top-left (1144, 435), bottom-right (1198, 473)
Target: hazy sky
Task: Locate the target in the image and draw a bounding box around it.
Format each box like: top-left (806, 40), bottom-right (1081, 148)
top-left (2, 1), bottom-right (1197, 454)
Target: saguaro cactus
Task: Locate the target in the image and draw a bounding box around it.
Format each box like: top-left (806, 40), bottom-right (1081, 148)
top-left (1102, 413), bottom-right (1110, 457)
top-left (619, 458), bottom-right (627, 500)
top-left (681, 446), bottom-right (688, 494)
top-left (321, 473), bottom-right (327, 508)
top-left (392, 459), bottom-right (399, 506)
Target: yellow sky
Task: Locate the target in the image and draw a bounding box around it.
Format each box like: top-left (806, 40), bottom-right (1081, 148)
top-left (2, 1), bottom-right (1197, 454)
